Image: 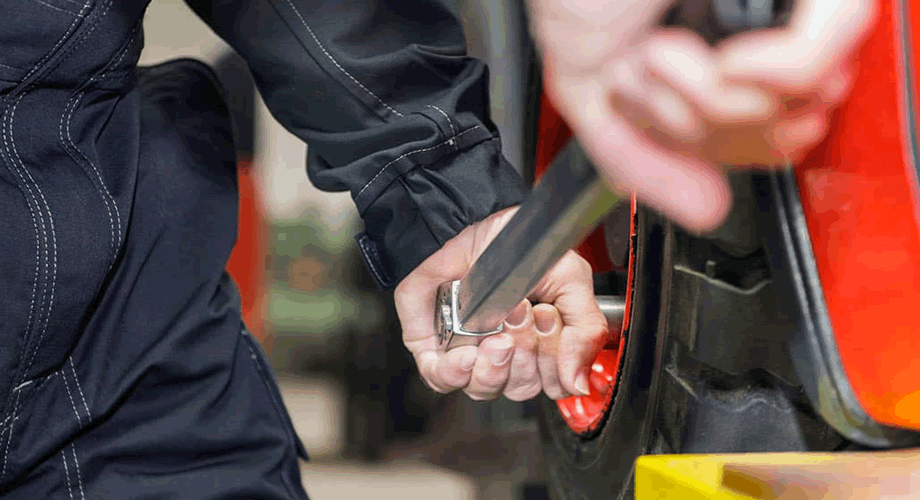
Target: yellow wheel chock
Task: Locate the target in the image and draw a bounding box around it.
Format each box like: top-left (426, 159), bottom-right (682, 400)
top-left (635, 449), bottom-right (920, 499)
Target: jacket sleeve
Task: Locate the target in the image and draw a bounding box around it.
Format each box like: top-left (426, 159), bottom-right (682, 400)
top-left (183, 0), bottom-right (530, 290)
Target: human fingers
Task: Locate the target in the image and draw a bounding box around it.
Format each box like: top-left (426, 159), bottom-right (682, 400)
top-left (396, 277), bottom-right (462, 393)
top-left (642, 30), bottom-right (776, 123)
top-left (611, 63), bottom-right (833, 168)
top-left (650, 104), bottom-right (828, 166)
top-left (463, 333), bottom-right (515, 401)
top-left (607, 54), bottom-right (706, 143)
top-left (643, 7), bottom-right (866, 126)
top-left (526, 0), bottom-right (677, 71)
top-left (534, 304), bottom-right (570, 400)
top-left (394, 221), bottom-right (500, 395)
top-left (396, 207), bottom-right (521, 367)
top-left (540, 256), bottom-right (608, 398)
top-left (413, 346), bottom-right (477, 394)
top-left (396, 246), bottom-right (470, 358)
top-left (528, 251), bottom-right (607, 397)
top-left (395, 206), bottom-right (538, 399)
top-left (615, 64), bottom-right (833, 167)
top-left (717, 60), bottom-right (849, 121)
top-left (718, 0), bottom-right (877, 92)
top-left (772, 109), bottom-right (830, 161)
top-left (546, 57), bottom-right (733, 232)
top-left (501, 300), bottom-right (543, 402)
top-left (588, 111), bottom-right (733, 231)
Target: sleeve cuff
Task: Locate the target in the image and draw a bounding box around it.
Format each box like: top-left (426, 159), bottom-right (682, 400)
top-left (355, 136), bottom-right (529, 290)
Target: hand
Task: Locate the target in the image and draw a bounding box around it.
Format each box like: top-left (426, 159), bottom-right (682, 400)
top-left (526, 0), bottom-right (877, 232)
top-left (395, 207), bottom-right (608, 401)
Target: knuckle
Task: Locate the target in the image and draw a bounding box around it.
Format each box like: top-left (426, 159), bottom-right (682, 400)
top-left (571, 323), bottom-right (607, 347)
top-left (465, 390), bottom-right (498, 402)
top-left (422, 370), bottom-right (460, 395)
top-left (441, 364), bottom-right (471, 384)
top-left (470, 376), bottom-right (506, 394)
top-left (575, 255), bottom-right (593, 275)
top-left (471, 366), bottom-right (510, 390)
top-left (423, 379), bottom-right (451, 395)
top-left (505, 382), bottom-right (542, 402)
top-left (438, 376), bottom-right (466, 391)
top-left (561, 251), bottom-right (592, 276)
top-left (590, 322), bottom-right (609, 341)
top-left (543, 385), bottom-right (568, 400)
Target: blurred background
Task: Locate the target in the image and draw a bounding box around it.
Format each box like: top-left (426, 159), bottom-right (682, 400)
top-left (141, 1), bottom-right (545, 499)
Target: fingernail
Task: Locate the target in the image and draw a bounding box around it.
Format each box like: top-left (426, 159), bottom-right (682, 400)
top-left (535, 312), bottom-right (557, 336)
top-left (575, 368), bottom-right (591, 396)
top-left (504, 301), bottom-right (528, 328)
top-left (460, 349), bottom-right (477, 371)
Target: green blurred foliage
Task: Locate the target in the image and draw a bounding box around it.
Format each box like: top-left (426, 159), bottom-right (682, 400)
top-left (265, 206), bottom-right (386, 373)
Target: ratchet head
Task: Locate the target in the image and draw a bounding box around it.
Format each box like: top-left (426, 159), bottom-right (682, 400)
top-left (436, 280), bottom-right (504, 351)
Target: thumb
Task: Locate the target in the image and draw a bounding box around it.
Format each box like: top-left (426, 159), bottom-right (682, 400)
top-left (578, 114), bottom-right (733, 233)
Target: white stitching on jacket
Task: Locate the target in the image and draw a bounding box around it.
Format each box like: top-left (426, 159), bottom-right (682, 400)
top-left (11, 96), bottom-right (59, 410)
top-left (281, 0), bottom-right (405, 118)
top-left (21, 0), bottom-right (89, 83)
top-left (70, 443), bottom-right (85, 500)
top-left (59, 21), bottom-right (138, 260)
top-left (60, 371), bottom-right (87, 498)
top-left (426, 105), bottom-right (457, 137)
top-left (355, 126), bottom-right (482, 202)
top-left (61, 450), bottom-right (74, 500)
top-left (357, 236), bottom-right (388, 287)
top-left (60, 371), bottom-right (82, 428)
top-left (0, 102), bottom-right (48, 479)
top-left (60, 95), bottom-right (116, 252)
top-left (69, 358), bottom-right (90, 419)
top-left (33, 0), bottom-right (76, 15)
top-left (11, 381), bottom-right (32, 392)
top-left (18, 0), bottom-right (114, 396)
top-left (0, 107), bottom-right (41, 395)
top-left (0, 0), bottom-right (92, 477)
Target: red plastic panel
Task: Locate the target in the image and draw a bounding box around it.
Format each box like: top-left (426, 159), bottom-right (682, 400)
top-left (556, 350), bottom-right (622, 433)
top-left (226, 159), bottom-right (269, 346)
top-left (795, 0), bottom-right (920, 429)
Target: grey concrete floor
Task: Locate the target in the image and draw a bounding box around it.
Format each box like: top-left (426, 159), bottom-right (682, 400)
top-left (276, 372), bottom-right (479, 500)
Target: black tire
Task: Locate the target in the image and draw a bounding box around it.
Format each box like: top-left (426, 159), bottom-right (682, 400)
top-left (537, 173), bottom-right (850, 500)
